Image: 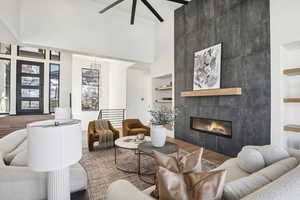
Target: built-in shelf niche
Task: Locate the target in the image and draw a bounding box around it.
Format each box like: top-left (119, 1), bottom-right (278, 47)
top-left (152, 74), bottom-right (173, 106)
top-left (181, 88), bottom-right (242, 97)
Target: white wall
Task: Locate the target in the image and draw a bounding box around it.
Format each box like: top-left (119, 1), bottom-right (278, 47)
top-left (19, 0), bottom-right (155, 63)
top-left (72, 54), bottom-right (134, 130)
top-left (126, 66), bottom-right (151, 124)
top-left (0, 0), bottom-right (20, 40)
top-left (0, 20), bottom-right (18, 44)
top-left (151, 11), bottom-right (174, 78)
top-left (270, 0), bottom-right (300, 147)
top-left (108, 61), bottom-right (132, 109)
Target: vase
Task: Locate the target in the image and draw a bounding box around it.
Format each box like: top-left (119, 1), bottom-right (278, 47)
top-left (151, 124), bottom-right (167, 147)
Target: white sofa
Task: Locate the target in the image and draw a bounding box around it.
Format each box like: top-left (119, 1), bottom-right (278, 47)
top-left (0, 129), bottom-right (88, 200)
top-left (107, 146), bottom-right (300, 200)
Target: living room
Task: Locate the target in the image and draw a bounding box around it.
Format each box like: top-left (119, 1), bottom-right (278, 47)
top-left (1, 0), bottom-right (300, 200)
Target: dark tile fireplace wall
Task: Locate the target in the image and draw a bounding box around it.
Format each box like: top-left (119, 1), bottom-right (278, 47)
top-left (174, 0), bottom-right (271, 156)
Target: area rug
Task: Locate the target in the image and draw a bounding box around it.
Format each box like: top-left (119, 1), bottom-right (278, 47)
top-left (80, 147), bottom-right (220, 200)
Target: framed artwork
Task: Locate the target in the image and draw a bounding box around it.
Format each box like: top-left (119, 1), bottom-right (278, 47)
top-left (193, 43), bottom-right (222, 90)
top-left (0, 43), bottom-right (11, 55)
top-left (81, 68), bottom-right (99, 111)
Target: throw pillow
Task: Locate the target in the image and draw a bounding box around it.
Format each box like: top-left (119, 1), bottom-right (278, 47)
top-left (258, 146), bottom-right (290, 166)
top-left (242, 145), bottom-right (291, 166)
top-left (4, 139), bottom-right (27, 165)
top-left (10, 150), bottom-right (28, 166)
top-left (237, 148), bottom-right (265, 173)
top-left (151, 149), bottom-right (203, 198)
top-left (158, 166), bottom-right (227, 200)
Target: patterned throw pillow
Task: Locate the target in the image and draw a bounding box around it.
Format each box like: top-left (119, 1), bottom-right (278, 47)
top-left (151, 149), bottom-right (204, 198)
top-left (158, 167), bottom-right (227, 200)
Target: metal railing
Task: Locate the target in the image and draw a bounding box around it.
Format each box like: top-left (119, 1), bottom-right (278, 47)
top-left (98, 109), bottom-right (125, 128)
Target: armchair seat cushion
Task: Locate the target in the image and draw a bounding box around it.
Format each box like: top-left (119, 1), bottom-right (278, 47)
top-left (129, 128), bottom-right (149, 134)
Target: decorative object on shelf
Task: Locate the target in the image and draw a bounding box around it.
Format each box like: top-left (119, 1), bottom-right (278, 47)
top-left (99, 0), bottom-right (188, 25)
top-left (81, 68), bottom-right (100, 111)
top-left (55, 107), bottom-right (72, 120)
top-left (193, 43), bottom-right (222, 90)
top-left (137, 133), bottom-right (145, 140)
top-left (27, 119), bottom-right (82, 200)
top-left (149, 105), bottom-right (179, 147)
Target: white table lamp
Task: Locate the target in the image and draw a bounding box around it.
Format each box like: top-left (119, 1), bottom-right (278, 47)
top-left (55, 107), bottom-right (72, 120)
top-left (27, 119), bottom-right (82, 200)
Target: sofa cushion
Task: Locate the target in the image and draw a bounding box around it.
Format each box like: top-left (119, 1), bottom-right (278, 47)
top-left (241, 160), bottom-right (300, 200)
top-left (214, 158), bottom-right (250, 183)
top-left (237, 149), bottom-right (265, 173)
top-left (243, 145), bottom-right (290, 166)
top-left (4, 140), bottom-right (27, 165)
top-left (223, 157), bottom-right (297, 200)
top-left (0, 129), bottom-right (27, 154)
top-left (10, 150), bottom-right (28, 166)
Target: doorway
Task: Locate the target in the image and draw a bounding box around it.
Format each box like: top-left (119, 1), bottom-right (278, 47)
top-left (16, 60), bottom-right (44, 115)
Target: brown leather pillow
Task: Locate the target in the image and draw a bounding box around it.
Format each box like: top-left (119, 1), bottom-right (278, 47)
top-left (151, 149), bottom-right (204, 198)
top-left (158, 167), bottom-right (227, 200)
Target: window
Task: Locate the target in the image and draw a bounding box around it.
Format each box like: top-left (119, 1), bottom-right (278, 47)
top-left (0, 43), bottom-right (11, 55)
top-left (50, 50), bottom-right (60, 61)
top-left (81, 68), bottom-right (99, 111)
top-left (0, 58), bottom-right (10, 114)
top-left (17, 46), bottom-right (46, 59)
top-left (49, 64), bottom-right (60, 113)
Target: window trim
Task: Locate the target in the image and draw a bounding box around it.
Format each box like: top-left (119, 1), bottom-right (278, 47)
top-left (49, 63), bottom-right (60, 113)
top-left (50, 50), bottom-right (61, 61)
top-left (0, 57), bottom-right (11, 115)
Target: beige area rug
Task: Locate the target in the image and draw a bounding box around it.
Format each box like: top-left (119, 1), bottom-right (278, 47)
top-left (79, 147), bottom-right (220, 200)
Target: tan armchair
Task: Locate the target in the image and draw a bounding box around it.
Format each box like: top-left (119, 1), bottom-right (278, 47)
top-left (88, 120), bottom-right (120, 151)
top-left (122, 119), bottom-right (150, 137)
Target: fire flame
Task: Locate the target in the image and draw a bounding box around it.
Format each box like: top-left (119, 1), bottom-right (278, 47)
top-left (207, 121), bottom-right (226, 134)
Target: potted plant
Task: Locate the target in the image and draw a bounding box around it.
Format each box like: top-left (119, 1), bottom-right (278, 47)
top-left (149, 105), bottom-right (179, 147)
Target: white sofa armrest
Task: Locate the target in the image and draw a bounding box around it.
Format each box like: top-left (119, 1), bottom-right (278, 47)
top-left (107, 180), bottom-right (155, 200)
top-left (0, 166), bottom-right (47, 200)
top-left (0, 164), bottom-right (87, 200)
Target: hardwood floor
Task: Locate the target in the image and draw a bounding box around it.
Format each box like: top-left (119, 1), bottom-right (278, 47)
top-left (0, 115), bottom-right (54, 137)
top-left (167, 137), bottom-right (231, 165)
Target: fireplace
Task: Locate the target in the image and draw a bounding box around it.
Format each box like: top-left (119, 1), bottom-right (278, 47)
top-left (190, 117), bottom-right (232, 138)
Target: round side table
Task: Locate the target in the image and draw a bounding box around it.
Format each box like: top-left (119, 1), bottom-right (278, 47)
top-left (137, 142), bottom-right (179, 184)
top-left (114, 136), bottom-right (151, 173)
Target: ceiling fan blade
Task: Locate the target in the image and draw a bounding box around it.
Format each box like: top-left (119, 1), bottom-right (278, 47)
top-left (166, 0), bottom-right (189, 5)
top-left (99, 0), bottom-right (125, 14)
top-left (141, 0), bottom-right (164, 22)
top-left (131, 0), bottom-right (138, 25)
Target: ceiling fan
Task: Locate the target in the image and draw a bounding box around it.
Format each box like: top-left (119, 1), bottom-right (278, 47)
top-left (99, 0), bottom-right (189, 25)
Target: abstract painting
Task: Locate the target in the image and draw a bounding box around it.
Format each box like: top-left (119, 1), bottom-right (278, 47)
top-left (193, 44), bottom-right (222, 90)
top-left (81, 68), bottom-right (99, 111)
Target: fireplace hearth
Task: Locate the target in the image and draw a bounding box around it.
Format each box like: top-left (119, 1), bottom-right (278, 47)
top-left (190, 117), bottom-right (232, 138)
